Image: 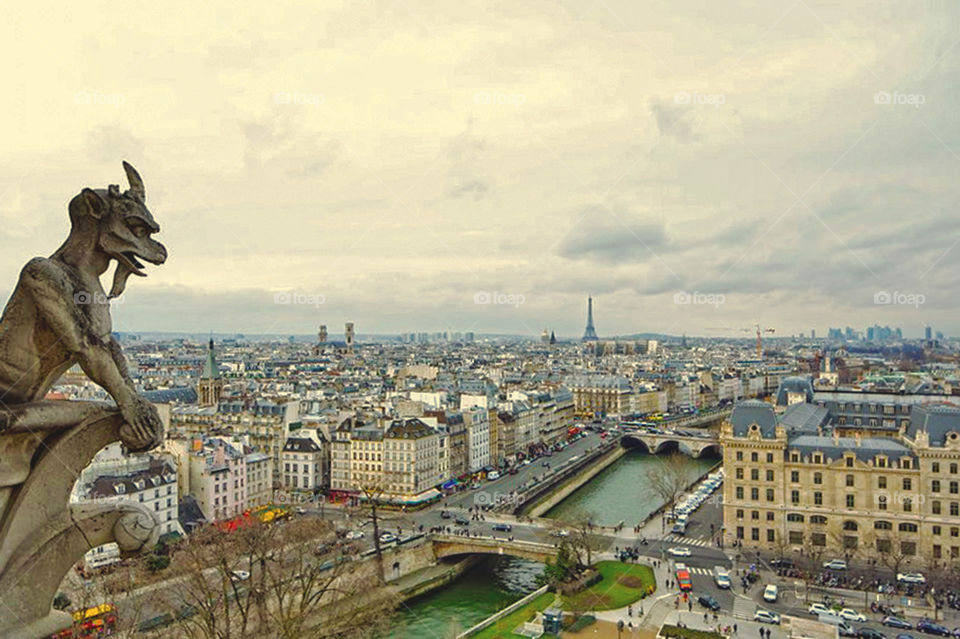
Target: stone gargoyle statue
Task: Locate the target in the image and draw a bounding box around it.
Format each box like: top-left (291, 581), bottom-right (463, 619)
top-left (0, 162), bottom-right (167, 638)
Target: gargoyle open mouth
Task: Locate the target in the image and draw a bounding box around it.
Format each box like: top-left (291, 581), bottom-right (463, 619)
top-left (119, 251), bottom-right (148, 277)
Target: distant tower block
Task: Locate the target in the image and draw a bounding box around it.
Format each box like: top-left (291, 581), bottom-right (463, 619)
top-left (345, 322), bottom-right (355, 354)
top-left (582, 296), bottom-right (598, 341)
top-left (318, 325), bottom-right (328, 343)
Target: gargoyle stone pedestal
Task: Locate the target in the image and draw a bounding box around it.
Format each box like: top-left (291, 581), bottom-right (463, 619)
top-left (0, 406), bottom-right (160, 638)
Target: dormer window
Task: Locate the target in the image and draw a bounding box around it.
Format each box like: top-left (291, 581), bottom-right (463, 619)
top-left (114, 483), bottom-right (126, 494)
top-left (133, 480), bottom-right (146, 491)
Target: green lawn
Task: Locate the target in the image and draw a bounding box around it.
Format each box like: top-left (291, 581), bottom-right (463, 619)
top-left (470, 591), bottom-right (556, 639)
top-left (562, 561), bottom-right (656, 612)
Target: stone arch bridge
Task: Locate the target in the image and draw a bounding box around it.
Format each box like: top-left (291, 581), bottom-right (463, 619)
top-left (431, 533), bottom-right (558, 562)
top-left (620, 432), bottom-right (722, 458)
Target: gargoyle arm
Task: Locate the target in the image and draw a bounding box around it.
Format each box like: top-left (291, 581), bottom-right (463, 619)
top-left (20, 258), bottom-right (139, 410)
top-left (108, 336), bottom-right (136, 387)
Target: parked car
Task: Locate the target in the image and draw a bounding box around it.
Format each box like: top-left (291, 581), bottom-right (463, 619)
top-left (698, 595), bottom-right (721, 611)
top-left (492, 523), bottom-right (512, 532)
top-left (770, 558), bottom-right (795, 569)
top-left (840, 609), bottom-right (867, 623)
top-left (857, 629), bottom-right (887, 639)
top-left (378, 533), bottom-right (397, 544)
top-left (714, 567), bottom-right (731, 589)
top-left (823, 559), bottom-right (848, 570)
top-left (454, 516), bottom-right (470, 526)
top-left (754, 610), bottom-right (781, 625)
top-left (883, 618), bottom-right (914, 630)
top-left (897, 573), bottom-right (926, 585)
top-left (551, 529), bottom-right (569, 537)
top-left (229, 570), bottom-right (250, 582)
top-left (809, 603), bottom-right (833, 616)
top-left (896, 634), bottom-right (916, 639)
top-left (668, 547), bottom-right (692, 558)
top-left (440, 510), bottom-right (452, 519)
top-left (763, 585), bottom-right (778, 603)
top-left (917, 621), bottom-right (952, 637)
top-left (345, 530), bottom-right (364, 540)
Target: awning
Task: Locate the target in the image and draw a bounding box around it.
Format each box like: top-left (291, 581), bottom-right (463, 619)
top-left (395, 488), bottom-right (441, 504)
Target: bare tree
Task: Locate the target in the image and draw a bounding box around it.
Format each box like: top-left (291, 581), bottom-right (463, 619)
top-left (555, 507), bottom-right (607, 568)
top-left (355, 472), bottom-right (405, 582)
top-left (160, 517), bottom-right (398, 639)
top-left (645, 453), bottom-right (694, 528)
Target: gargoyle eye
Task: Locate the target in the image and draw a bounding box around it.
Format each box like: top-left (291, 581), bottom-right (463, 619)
top-left (128, 222), bottom-right (149, 238)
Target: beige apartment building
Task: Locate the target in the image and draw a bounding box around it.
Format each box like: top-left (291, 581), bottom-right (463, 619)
top-left (722, 398), bottom-right (960, 569)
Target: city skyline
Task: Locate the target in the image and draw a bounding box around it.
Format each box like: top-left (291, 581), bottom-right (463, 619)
top-left (3, 2), bottom-right (960, 338)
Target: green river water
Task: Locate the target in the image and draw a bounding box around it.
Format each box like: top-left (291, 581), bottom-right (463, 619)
top-left (386, 451), bottom-right (716, 638)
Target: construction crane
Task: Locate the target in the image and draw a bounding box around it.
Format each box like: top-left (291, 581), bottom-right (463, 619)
top-left (706, 325), bottom-right (776, 359)
top-left (752, 324), bottom-right (775, 359)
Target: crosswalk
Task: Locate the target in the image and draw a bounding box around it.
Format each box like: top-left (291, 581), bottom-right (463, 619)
top-left (685, 566), bottom-right (712, 576)
top-left (664, 534), bottom-right (712, 547)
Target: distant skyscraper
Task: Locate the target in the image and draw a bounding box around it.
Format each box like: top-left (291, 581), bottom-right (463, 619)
top-left (925, 325), bottom-right (933, 341)
top-left (811, 329), bottom-right (816, 339)
top-left (582, 297), bottom-right (598, 341)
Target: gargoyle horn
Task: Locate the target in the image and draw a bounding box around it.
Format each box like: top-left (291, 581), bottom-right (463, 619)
top-left (122, 161), bottom-right (145, 201)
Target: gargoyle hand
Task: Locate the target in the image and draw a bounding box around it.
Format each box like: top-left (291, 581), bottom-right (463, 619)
top-left (118, 395), bottom-right (163, 453)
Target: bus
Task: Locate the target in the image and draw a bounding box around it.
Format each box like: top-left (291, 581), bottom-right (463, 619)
top-left (48, 604), bottom-right (117, 638)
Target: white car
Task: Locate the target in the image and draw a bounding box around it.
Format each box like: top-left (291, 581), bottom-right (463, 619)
top-left (897, 572), bottom-right (926, 585)
top-left (823, 559), bottom-right (848, 571)
top-left (839, 609), bottom-right (866, 623)
top-left (345, 530), bottom-right (364, 540)
top-left (378, 533), bottom-right (397, 544)
top-left (809, 603), bottom-right (835, 617)
top-left (763, 584), bottom-right (778, 603)
top-left (668, 547), bottom-right (692, 557)
top-left (229, 569), bottom-right (250, 582)
top-left (754, 610), bottom-right (781, 625)
top-left (551, 529), bottom-right (569, 537)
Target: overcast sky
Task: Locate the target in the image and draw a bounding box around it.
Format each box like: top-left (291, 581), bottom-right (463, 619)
top-left (1, 1), bottom-right (959, 339)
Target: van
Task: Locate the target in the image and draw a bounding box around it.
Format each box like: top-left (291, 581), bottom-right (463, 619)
top-left (487, 471), bottom-right (500, 481)
top-left (671, 522), bottom-right (686, 535)
top-left (713, 566), bottom-right (731, 589)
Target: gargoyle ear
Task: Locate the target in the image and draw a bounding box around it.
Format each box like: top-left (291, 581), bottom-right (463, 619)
top-left (81, 188), bottom-right (107, 220)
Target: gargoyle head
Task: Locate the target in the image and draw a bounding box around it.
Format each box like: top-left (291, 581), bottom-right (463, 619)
top-left (66, 161), bottom-right (167, 298)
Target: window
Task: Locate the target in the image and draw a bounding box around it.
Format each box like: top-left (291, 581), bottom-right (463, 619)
top-left (951, 481), bottom-right (959, 495)
top-left (903, 478), bottom-right (912, 491)
top-left (751, 452), bottom-right (758, 462)
top-left (843, 520), bottom-right (859, 531)
top-left (736, 451), bottom-right (743, 461)
top-left (903, 498), bottom-right (913, 513)
top-left (736, 526), bottom-right (744, 539)
top-left (899, 522), bottom-right (918, 533)
top-left (736, 487), bottom-right (744, 499)
top-left (767, 529), bottom-right (775, 542)
top-left (766, 489), bottom-right (775, 502)
top-left (751, 528), bottom-right (760, 541)
top-left (876, 538), bottom-right (891, 553)
top-left (879, 476), bottom-right (887, 489)
top-left (846, 456), bottom-right (854, 468)
top-left (736, 468), bottom-right (744, 480)
top-left (814, 492), bottom-right (823, 505)
top-left (736, 509), bottom-right (744, 519)
top-left (811, 515), bottom-right (827, 525)
top-left (846, 494), bottom-right (855, 509)
top-left (933, 462), bottom-right (941, 473)
top-left (751, 469), bottom-right (759, 481)
top-left (789, 531), bottom-right (804, 544)
top-left (901, 541), bottom-right (917, 555)
top-left (934, 501), bottom-right (942, 515)
top-left (751, 487), bottom-right (759, 500)
top-left (813, 472), bottom-right (822, 485)
top-left (874, 520), bottom-right (892, 530)
top-left (878, 494), bottom-right (888, 511)
top-left (933, 526), bottom-right (942, 536)
top-left (812, 533), bottom-right (826, 547)
top-left (843, 535), bottom-right (858, 550)
top-left (791, 490), bottom-right (800, 504)
top-left (846, 474), bottom-right (855, 487)
top-left (952, 502), bottom-right (959, 517)
top-left (752, 510), bottom-right (760, 520)
top-left (787, 513), bottom-right (805, 523)
top-left (791, 471), bottom-right (800, 483)
top-left (767, 453), bottom-right (774, 463)
top-left (932, 480), bottom-right (941, 493)
top-left (766, 470), bottom-right (774, 481)
top-left (767, 512), bottom-right (775, 521)
top-left (952, 463), bottom-right (958, 474)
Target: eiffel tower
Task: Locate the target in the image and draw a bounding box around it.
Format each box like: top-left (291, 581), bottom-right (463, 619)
top-left (582, 296), bottom-right (598, 341)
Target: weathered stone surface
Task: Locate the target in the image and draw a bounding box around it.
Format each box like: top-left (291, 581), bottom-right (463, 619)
top-left (0, 162), bottom-right (167, 638)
